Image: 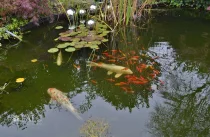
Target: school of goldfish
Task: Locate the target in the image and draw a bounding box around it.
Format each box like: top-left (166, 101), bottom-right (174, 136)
top-left (88, 48), bottom-right (162, 94)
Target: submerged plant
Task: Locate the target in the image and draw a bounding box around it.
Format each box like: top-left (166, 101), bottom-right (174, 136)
top-left (80, 118), bottom-right (111, 137)
top-left (0, 82), bottom-right (9, 94)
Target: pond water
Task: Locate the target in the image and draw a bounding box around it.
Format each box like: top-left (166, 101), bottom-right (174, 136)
top-left (0, 10), bottom-right (210, 137)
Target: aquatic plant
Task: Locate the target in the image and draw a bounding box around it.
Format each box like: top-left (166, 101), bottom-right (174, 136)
top-left (80, 118), bottom-right (111, 137)
top-left (50, 21), bottom-right (110, 54)
top-left (0, 18), bottom-right (27, 42)
top-left (0, 82), bottom-right (9, 94)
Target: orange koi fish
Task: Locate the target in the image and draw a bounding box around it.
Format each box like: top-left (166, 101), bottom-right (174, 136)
top-left (90, 80), bottom-right (97, 84)
top-left (73, 64), bottom-right (80, 69)
top-left (118, 57), bottom-right (126, 60)
top-left (115, 82), bottom-right (128, 86)
top-left (47, 88), bottom-right (82, 120)
top-left (106, 78), bottom-right (115, 82)
top-left (130, 50), bottom-right (136, 55)
top-left (108, 59), bottom-right (117, 63)
top-left (121, 87), bottom-right (134, 94)
top-left (111, 50), bottom-right (118, 53)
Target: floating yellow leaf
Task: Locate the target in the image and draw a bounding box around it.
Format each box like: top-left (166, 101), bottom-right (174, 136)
top-left (16, 78), bottom-right (25, 83)
top-left (31, 59), bottom-right (38, 62)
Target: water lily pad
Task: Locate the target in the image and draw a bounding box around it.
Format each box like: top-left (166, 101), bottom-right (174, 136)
top-left (76, 32), bottom-right (88, 38)
top-left (102, 39), bottom-right (109, 42)
top-left (69, 42), bottom-right (76, 46)
top-left (89, 41), bottom-right (101, 45)
top-left (84, 43), bottom-right (93, 47)
top-left (90, 45), bottom-right (99, 49)
top-left (58, 37), bottom-right (73, 41)
top-left (69, 31), bottom-right (79, 36)
top-left (59, 30), bottom-right (74, 36)
top-left (48, 48), bottom-right (59, 53)
top-left (16, 78), bottom-right (25, 83)
top-left (65, 47), bottom-right (76, 52)
top-left (72, 38), bottom-right (80, 42)
top-left (79, 41), bottom-right (87, 45)
top-left (57, 43), bottom-right (71, 48)
top-left (95, 36), bottom-right (104, 41)
top-left (99, 33), bottom-right (108, 37)
top-left (75, 45), bottom-right (84, 49)
top-left (55, 26), bottom-right (63, 29)
top-left (31, 59), bottom-right (38, 62)
top-left (103, 30), bottom-right (110, 34)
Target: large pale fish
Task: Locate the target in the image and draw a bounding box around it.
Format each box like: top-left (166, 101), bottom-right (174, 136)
top-left (56, 50), bottom-right (62, 66)
top-left (87, 61), bottom-right (133, 78)
top-left (47, 88), bottom-right (82, 120)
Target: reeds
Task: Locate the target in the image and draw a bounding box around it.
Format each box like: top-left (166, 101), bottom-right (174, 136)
top-left (104, 0), bottom-right (154, 25)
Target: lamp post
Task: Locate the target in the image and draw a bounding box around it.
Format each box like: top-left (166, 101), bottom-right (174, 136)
top-left (89, 4), bottom-right (97, 15)
top-left (79, 9), bottom-right (86, 24)
top-left (86, 19), bottom-right (95, 30)
top-left (67, 8), bottom-right (76, 30)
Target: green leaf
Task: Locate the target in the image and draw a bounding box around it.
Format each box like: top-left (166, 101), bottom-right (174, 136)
top-left (55, 26), bottom-right (63, 29)
top-left (65, 47), bottom-right (76, 52)
top-left (48, 48), bottom-right (59, 53)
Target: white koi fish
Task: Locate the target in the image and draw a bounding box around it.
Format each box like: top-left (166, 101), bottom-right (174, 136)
top-left (87, 61), bottom-right (133, 78)
top-left (47, 88), bottom-right (82, 120)
top-left (57, 50), bottom-right (62, 66)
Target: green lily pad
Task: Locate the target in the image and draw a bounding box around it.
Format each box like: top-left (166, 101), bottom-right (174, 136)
top-left (79, 41), bottom-right (87, 45)
top-left (65, 47), bottom-right (76, 52)
top-left (69, 31), bottom-right (79, 36)
top-left (72, 38), bottom-right (80, 42)
top-left (69, 42), bottom-right (76, 46)
top-left (58, 37), bottom-right (73, 41)
top-left (102, 39), bottom-right (109, 42)
top-left (84, 43), bottom-right (93, 47)
top-left (99, 33), bottom-right (108, 37)
top-left (59, 30), bottom-right (74, 36)
top-left (48, 48), bottom-right (59, 53)
top-left (75, 45), bottom-right (84, 49)
top-left (57, 43), bottom-right (71, 48)
top-left (90, 45), bottom-right (99, 49)
top-left (103, 30), bottom-right (110, 34)
top-left (55, 26), bottom-right (63, 29)
top-left (77, 32), bottom-right (88, 37)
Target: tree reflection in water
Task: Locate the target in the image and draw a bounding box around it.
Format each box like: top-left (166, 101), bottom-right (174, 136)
top-left (147, 42), bottom-right (210, 136)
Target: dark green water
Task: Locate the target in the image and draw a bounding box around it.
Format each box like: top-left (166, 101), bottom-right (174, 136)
top-left (0, 11), bottom-right (210, 137)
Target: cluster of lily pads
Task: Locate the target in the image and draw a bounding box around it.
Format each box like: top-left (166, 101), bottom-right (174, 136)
top-left (48, 22), bottom-right (110, 54)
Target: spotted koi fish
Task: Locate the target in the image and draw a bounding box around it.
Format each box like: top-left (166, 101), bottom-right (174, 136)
top-left (47, 88), bottom-right (82, 120)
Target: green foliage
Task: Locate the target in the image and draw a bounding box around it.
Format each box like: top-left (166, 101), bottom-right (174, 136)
top-left (0, 18), bottom-right (28, 42)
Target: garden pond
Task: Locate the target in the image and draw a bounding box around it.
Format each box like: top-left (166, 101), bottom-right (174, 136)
top-left (0, 10), bottom-right (210, 137)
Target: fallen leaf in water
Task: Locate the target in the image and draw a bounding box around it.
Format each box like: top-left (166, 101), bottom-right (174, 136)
top-left (16, 78), bottom-right (25, 83)
top-left (31, 59), bottom-right (38, 63)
